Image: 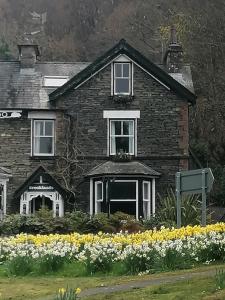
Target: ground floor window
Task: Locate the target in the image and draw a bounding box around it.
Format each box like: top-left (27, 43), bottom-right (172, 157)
top-left (92, 178), bottom-right (156, 220)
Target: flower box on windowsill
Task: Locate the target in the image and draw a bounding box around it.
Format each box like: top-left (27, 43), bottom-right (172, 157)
top-left (110, 95), bottom-right (134, 104)
top-left (112, 153), bottom-right (133, 162)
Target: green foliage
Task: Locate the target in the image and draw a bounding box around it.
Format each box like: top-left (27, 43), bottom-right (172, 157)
top-left (214, 269), bottom-right (225, 290)
top-left (34, 255), bottom-right (66, 275)
top-left (54, 286), bottom-right (81, 300)
top-left (157, 189), bottom-right (203, 227)
top-left (0, 210), bottom-right (144, 235)
top-left (6, 256), bottom-right (33, 276)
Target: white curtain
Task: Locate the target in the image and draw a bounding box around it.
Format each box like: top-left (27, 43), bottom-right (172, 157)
top-left (111, 121), bottom-right (116, 154)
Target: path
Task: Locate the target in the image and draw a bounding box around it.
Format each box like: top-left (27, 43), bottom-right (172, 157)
top-left (80, 269), bottom-right (216, 297)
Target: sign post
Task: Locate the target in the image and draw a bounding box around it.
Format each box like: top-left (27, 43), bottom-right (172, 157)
top-left (175, 168), bottom-right (214, 228)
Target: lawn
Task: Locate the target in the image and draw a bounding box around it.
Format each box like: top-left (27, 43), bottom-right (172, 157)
top-left (86, 277), bottom-right (225, 300)
top-left (0, 264), bottom-right (225, 300)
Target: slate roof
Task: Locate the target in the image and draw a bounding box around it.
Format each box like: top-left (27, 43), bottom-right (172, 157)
top-left (0, 39), bottom-right (196, 110)
top-left (50, 39), bottom-right (196, 104)
top-left (0, 166), bottom-right (12, 178)
top-left (0, 61), bottom-right (89, 109)
top-left (86, 161), bottom-right (161, 177)
top-left (14, 166), bottom-right (71, 198)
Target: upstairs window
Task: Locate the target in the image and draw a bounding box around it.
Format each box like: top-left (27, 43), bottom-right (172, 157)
top-left (33, 120), bottom-right (54, 156)
top-left (110, 120), bottom-right (134, 155)
top-left (114, 63), bottom-right (131, 95)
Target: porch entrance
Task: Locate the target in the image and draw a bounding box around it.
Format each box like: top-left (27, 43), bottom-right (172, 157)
top-left (29, 195), bottom-right (53, 214)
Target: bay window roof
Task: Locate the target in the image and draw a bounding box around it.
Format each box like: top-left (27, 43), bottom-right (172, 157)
top-left (86, 161), bottom-right (160, 178)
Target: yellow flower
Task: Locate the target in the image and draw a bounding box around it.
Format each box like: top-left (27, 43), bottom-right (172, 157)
top-left (75, 287), bottom-right (81, 294)
top-left (58, 288), bottom-right (66, 295)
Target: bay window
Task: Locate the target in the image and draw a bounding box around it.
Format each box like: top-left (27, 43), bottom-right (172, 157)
top-left (33, 120), bottom-right (54, 156)
top-left (110, 120), bottom-right (134, 155)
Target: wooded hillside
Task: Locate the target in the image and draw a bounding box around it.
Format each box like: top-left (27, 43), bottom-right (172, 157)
top-left (0, 0), bottom-right (225, 204)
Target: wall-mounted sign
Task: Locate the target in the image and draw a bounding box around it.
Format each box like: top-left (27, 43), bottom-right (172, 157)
top-left (0, 111), bottom-right (22, 119)
top-left (28, 184), bottom-right (55, 192)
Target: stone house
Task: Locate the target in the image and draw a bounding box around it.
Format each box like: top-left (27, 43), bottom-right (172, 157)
top-left (0, 37), bottom-right (196, 219)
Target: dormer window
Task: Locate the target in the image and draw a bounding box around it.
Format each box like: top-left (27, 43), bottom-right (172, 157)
top-left (113, 62), bottom-right (132, 95)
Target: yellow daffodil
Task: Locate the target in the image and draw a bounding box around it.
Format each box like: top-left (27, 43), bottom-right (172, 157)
top-left (75, 287), bottom-right (81, 294)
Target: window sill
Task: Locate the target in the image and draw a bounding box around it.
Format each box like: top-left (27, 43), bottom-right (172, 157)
top-left (30, 155), bottom-right (56, 160)
top-left (109, 95), bottom-right (134, 103)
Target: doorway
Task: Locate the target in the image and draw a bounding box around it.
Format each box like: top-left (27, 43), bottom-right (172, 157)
top-left (30, 195), bottom-right (53, 214)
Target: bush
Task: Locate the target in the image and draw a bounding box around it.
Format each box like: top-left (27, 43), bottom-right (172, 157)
top-left (7, 256), bottom-right (33, 276)
top-left (156, 188), bottom-right (204, 227)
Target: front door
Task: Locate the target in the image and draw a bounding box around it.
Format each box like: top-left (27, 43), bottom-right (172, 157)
top-left (30, 195), bottom-right (53, 214)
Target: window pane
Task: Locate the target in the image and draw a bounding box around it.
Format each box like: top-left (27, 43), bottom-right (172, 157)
top-left (113, 121), bottom-right (121, 135)
top-left (34, 137), bottom-right (40, 153)
top-left (115, 137), bottom-right (129, 153)
top-left (123, 64), bottom-right (130, 77)
top-left (115, 78), bottom-right (129, 93)
top-left (115, 63), bottom-right (122, 77)
top-left (39, 137), bottom-right (53, 154)
top-left (35, 121), bottom-right (44, 136)
top-left (110, 182), bottom-right (136, 200)
top-left (143, 201), bottom-right (150, 219)
top-left (111, 136), bottom-right (116, 154)
top-left (45, 121), bottom-right (53, 136)
top-left (96, 183), bottom-right (102, 201)
top-left (110, 201), bottom-right (136, 216)
top-left (123, 121), bottom-right (133, 135)
top-left (143, 182), bottom-right (149, 200)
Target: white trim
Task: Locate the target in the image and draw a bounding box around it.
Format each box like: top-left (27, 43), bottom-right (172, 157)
top-left (103, 110), bottom-right (140, 119)
top-left (74, 53), bottom-right (170, 91)
top-left (90, 178), bottom-right (93, 215)
top-left (95, 181), bottom-right (103, 214)
top-left (20, 191), bottom-right (64, 217)
top-left (107, 118), bottom-right (110, 156)
top-left (143, 180), bottom-right (151, 219)
top-left (0, 178), bottom-right (9, 215)
top-left (32, 120), bottom-right (55, 156)
top-left (113, 62), bottom-right (132, 95)
top-left (28, 111), bottom-right (56, 119)
top-left (111, 63), bottom-right (114, 96)
top-left (135, 118), bottom-right (137, 156)
top-left (109, 119), bottom-right (135, 155)
top-left (152, 178), bottom-right (156, 216)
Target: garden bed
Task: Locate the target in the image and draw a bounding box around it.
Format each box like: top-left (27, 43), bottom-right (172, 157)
top-left (0, 223), bottom-right (225, 276)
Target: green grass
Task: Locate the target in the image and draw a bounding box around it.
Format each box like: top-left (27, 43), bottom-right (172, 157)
top-left (86, 277), bottom-right (225, 300)
top-left (0, 263), bottom-right (224, 300)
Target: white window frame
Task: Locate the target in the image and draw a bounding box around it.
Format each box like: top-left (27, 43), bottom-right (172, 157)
top-left (110, 119), bottom-right (135, 155)
top-left (95, 181), bottom-right (103, 213)
top-left (0, 179), bottom-right (8, 216)
top-left (113, 62), bottom-right (132, 95)
top-left (143, 181), bottom-right (151, 219)
top-left (32, 120), bottom-right (55, 156)
top-left (110, 180), bottom-right (138, 219)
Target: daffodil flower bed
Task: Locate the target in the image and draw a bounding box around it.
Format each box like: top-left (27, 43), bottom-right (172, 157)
top-left (1, 223), bottom-right (225, 275)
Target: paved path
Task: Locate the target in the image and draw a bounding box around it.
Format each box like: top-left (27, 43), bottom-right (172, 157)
top-left (80, 269), bottom-right (216, 297)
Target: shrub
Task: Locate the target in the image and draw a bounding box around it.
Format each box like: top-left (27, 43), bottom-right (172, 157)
top-left (7, 256), bottom-right (33, 276)
top-left (34, 255), bottom-right (66, 274)
top-left (156, 188), bottom-right (205, 227)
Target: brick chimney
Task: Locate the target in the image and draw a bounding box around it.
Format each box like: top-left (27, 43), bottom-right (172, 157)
top-left (18, 42), bottom-right (40, 68)
top-left (163, 25), bottom-right (183, 73)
